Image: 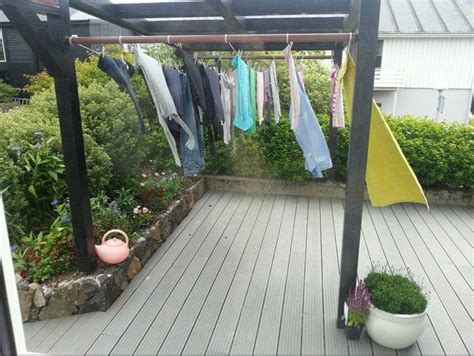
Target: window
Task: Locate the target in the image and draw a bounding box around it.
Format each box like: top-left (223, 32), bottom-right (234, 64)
top-left (0, 29), bottom-right (6, 62)
top-left (375, 40), bottom-right (383, 68)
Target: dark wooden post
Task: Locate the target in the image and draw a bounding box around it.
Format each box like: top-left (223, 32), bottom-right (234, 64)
top-left (336, 0), bottom-right (381, 328)
top-left (2, 0), bottom-right (96, 272)
top-left (327, 45), bottom-right (343, 181)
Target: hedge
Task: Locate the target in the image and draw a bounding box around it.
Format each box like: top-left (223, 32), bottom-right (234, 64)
top-left (205, 115), bottom-right (473, 192)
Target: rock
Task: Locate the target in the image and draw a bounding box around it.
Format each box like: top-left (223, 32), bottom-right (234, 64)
top-left (110, 268), bottom-right (129, 291)
top-left (33, 287), bottom-right (46, 308)
top-left (42, 286), bottom-right (53, 299)
top-left (79, 274), bottom-right (121, 313)
top-left (133, 237), bottom-right (149, 263)
top-left (30, 305), bottom-right (40, 321)
top-left (76, 278), bottom-right (99, 306)
top-left (38, 281), bottom-right (78, 320)
top-left (29, 282), bottom-right (39, 292)
top-left (185, 191), bottom-right (195, 210)
top-left (15, 274), bottom-right (22, 285)
top-left (192, 180), bottom-right (205, 201)
top-left (127, 256), bottom-right (141, 279)
top-left (18, 288), bottom-right (34, 321)
top-left (17, 276), bottom-right (29, 291)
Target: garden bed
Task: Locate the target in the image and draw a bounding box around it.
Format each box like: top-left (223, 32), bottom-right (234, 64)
top-left (17, 178), bottom-right (205, 322)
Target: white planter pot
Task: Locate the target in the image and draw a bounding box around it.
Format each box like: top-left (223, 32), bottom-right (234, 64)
top-left (366, 305), bottom-right (428, 349)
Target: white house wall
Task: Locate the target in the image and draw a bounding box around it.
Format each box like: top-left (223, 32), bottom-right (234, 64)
top-left (380, 37), bottom-right (474, 90)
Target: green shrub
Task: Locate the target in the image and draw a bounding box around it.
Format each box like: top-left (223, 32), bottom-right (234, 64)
top-left (0, 80), bottom-right (17, 103)
top-left (364, 268), bottom-right (428, 315)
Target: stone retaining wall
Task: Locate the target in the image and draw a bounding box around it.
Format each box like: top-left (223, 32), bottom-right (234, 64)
top-left (18, 178), bottom-right (206, 322)
top-left (205, 175), bottom-right (473, 206)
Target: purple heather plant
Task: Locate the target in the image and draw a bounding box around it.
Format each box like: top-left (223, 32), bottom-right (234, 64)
top-left (345, 279), bottom-right (371, 327)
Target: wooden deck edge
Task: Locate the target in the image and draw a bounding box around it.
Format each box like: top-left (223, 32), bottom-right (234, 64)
top-left (203, 175), bottom-right (473, 207)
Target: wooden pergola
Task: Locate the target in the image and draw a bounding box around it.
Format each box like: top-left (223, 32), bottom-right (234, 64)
top-left (0, 0), bottom-right (381, 328)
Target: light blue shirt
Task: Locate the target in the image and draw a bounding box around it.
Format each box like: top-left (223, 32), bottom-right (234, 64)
top-left (232, 56), bottom-right (253, 131)
top-left (292, 75), bottom-right (333, 178)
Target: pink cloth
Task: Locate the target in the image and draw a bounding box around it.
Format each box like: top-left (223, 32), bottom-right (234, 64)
top-left (283, 44), bottom-right (300, 130)
top-left (256, 71), bottom-right (265, 125)
top-left (331, 67), bottom-right (345, 128)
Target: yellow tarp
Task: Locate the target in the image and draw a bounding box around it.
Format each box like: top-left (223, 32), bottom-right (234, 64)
top-left (339, 53), bottom-right (428, 208)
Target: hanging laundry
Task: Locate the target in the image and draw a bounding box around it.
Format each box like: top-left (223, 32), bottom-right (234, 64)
top-left (163, 67), bottom-right (205, 176)
top-left (200, 65), bottom-right (225, 139)
top-left (339, 52), bottom-right (428, 207)
top-left (283, 44), bottom-right (300, 129)
top-left (97, 54), bottom-right (146, 134)
top-left (135, 48), bottom-right (195, 167)
top-left (256, 71), bottom-right (265, 125)
top-left (284, 46), bottom-right (332, 178)
top-left (263, 68), bottom-right (273, 126)
top-left (246, 68), bottom-right (257, 135)
top-left (175, 47), bottom-right (217, 156)
top-left (298, 69), bottom-right (305, 90)
top-left (330, 67), bottom-right (345, 128)
top-left (269, 60), bottom-right (281, 123)
top-left (232, 55), bottom-right (253, 131)
top-left (220, 71), bottom-right (236, 145)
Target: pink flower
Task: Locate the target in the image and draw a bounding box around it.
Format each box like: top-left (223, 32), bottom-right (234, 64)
top-left (141, 173), bottom-right (147, 178)
top-left (143, 207), bottom-right (149, 213)
top-left (133, 208), bottom-right (139, 214)
top-left (140, 182), bottom-right (145, 187)
top-left (154, 172), bottom-right (160, 177)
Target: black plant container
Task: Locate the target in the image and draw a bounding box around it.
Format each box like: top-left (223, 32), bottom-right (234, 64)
top-left (345, 325), bottom-right (363, 340)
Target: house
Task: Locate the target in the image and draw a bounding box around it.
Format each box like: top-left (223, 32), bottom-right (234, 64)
top-left (374, 0), bottom-right (474, 124)
top-left (0, 9), bottom-right (132, 88)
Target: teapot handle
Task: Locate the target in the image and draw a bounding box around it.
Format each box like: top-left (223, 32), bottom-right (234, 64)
top-left (102, 229), bottom-right (129, 245)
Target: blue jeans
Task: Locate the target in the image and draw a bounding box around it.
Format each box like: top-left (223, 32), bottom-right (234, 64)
top-left (180, 75), bottom-right (205, 176)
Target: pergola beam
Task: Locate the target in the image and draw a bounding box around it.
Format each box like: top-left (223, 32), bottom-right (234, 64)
top-left (206, 0), bottom-right (247, 33)
top-left (69, 0), bottom-right (151, 34)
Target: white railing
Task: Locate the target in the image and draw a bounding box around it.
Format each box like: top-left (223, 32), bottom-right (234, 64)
top-left (374, 68), bottom-right (405, 90)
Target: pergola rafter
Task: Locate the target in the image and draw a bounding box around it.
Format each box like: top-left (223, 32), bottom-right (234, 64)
top-left (0, 0), bottom-right (381, 330)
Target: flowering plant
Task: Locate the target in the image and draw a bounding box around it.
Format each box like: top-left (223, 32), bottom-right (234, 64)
top-left (345, 279), bottom-right (371, 327)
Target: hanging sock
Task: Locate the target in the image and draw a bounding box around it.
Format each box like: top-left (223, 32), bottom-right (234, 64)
top-left (97, 54), bottom-right (146, 134)
top-left (339, 52), bottom-right (428, 208)
top-left (263, 68), bottom-right (273, 126)
top-left (135, 48), bottom-right (195, 167)
top-left (284, 47), bottom-right (332, 178)
top-left (269, 60), bottom-right (281, 123)
top-left (283, 44), bottom-right (300, 129)
top-left (232, 56), bottom-right (253, 131)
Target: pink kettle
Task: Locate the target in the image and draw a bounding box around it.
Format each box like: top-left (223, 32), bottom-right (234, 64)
top-left (95, 229), bottom-right (130, 264)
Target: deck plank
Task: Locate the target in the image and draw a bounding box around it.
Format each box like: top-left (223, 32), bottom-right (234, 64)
top-left (23, 193), bottom-right (472, 356)
top-left (161, 195), bottom-right (265, 355)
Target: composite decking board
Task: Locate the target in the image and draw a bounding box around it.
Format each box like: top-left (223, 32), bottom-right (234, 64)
top-left (380, 206), bottom-right (446, 356)
top-left (26, 317), bottom-right (64, 350)
top-left (196, 196), bottom-right (272, 354)
top-left (277, 197), bottom-right (308, 355)
top-left (24, 193), bottom-right (472, 356)
top-left (402, 204), bottom-right (473, 333)
top-left (440, 204), bottom-right (473, 243)
top-left (413, 204), bottom-right (472, 286)
top-left (160, 195), bottom-right (264, 355)
top-left (391, 204), bottom-right (470, 355)
top-left (427, 206), bottom-right (474, 263)
top-left (450, 206), bottom-right (474, 231)
top-left (460, 205), bottom-right (474, 220)
top-left (103, 192), bottom-right (228, 339)
top-left (320, 198), bottom-right (348, 355)
top-left (254, 196), bottom-right (297, 355)
top-left (183, 196), bottom-right (274, 355)
top-left (34, 315), bottom-right (80, 354)
top-left (119, 193), bottom-right (243, 355)
top-left (230, 196), bottom-right (286, 354)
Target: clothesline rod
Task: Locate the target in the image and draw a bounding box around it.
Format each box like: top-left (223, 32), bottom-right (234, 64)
top-left (198, 54), bottom-right (332, 60)
top-left (67, 32), bottom-right (356, 46)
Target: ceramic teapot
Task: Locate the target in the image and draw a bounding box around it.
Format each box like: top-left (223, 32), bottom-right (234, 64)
top-left (95, 229), bottom-right (129, 264)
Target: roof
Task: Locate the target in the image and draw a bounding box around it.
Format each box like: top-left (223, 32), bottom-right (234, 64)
top-left (0, 8), bottom-right (97, 23)
top-left (379, 0), bottom-right (474, 35)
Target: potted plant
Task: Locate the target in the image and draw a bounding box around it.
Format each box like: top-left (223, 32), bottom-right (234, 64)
top-left (343, 279), bottom-right (371, 340)
top-left (364, 267), bottom-right (428, 349)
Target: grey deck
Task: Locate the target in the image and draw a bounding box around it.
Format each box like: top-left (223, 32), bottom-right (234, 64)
top-left (24, 191), bottom-right (473, 355)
